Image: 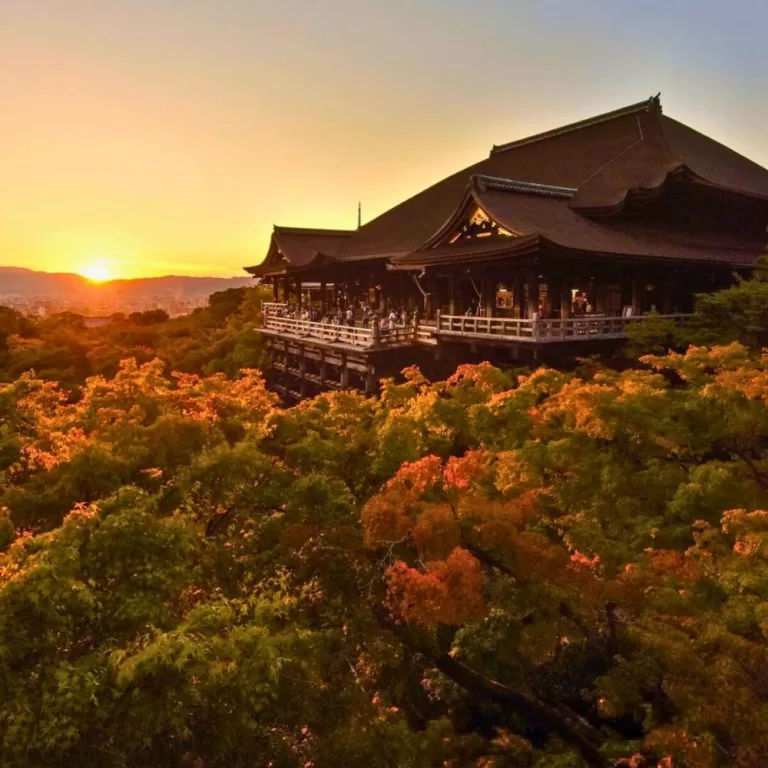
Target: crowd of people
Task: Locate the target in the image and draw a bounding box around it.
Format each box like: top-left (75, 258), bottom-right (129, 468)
top-left (269, 301), bottom-right (417, 331)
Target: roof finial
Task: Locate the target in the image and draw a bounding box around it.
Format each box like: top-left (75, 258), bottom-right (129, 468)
top-left (357, 201), bottom-right (362, 229)
top-left (650, 92), bottom-right (662, 112)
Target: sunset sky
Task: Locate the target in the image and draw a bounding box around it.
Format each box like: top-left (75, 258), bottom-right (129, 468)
top-left (2, 0), bottom-right (767, 280)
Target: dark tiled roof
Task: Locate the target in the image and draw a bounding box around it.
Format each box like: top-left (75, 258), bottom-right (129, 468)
top-left (394, 184), bottom-right (763, 268)
top-left (244, 226), bottom-right (353, 275)
top-left (489, 96), bottom-right (659, 155)
top-left (246, 97), bottom-right (768, 274)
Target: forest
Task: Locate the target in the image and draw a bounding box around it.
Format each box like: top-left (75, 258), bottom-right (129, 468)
top-left (1, 271), bottom-right (768, 767)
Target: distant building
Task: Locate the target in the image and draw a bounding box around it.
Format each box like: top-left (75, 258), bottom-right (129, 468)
top-left (246, 96), bottom-right (768, 399)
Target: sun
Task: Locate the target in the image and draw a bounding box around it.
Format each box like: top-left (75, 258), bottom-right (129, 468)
top-left (78, 262), bottom-right (114, 283)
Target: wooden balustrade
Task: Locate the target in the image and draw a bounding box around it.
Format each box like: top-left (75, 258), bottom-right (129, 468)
top-left (261, 301), bottom-right (289, 314)
top-left (261, 314), bottom-right (423, 348)
top-left (434, 313), bottom-right (693, 342)
top-left (261, 304), bottom-right (691, 347)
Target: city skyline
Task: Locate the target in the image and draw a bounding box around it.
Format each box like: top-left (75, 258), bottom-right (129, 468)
top-left (2, 0), bottom-right (767, 280)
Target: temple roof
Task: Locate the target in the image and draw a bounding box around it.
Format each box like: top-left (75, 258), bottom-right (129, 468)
top-left (246, 96), bottom-right (768, 274)
top-left (244, 226), bottom-right (353, 277)
top-left (392, 180), bottom-right (764, 268)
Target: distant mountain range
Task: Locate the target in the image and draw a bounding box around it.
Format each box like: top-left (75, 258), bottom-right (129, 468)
top-left (0, 267), bottom-right (255, 301)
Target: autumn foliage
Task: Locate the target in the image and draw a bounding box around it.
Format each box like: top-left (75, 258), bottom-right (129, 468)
top-left (3, 337), bottom-right (768, 766)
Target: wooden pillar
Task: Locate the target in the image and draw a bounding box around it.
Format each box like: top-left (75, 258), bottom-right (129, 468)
top-left (282, 276), bottom-right (290, 302)
top-left (594, 283), bottom-right (606, 314)
top-left (513, 274), bottom-right (524, 319)
top-left (272, 280), bottom-right (279, 302)
top-left (296, 279), bottom-right (303, 309)
top-left (319, 350), bottom-right (327, 386)
top-left (340, 353), bottom-right (349, 389)
top-left (526, 272), bottom-right (539, 318)
top-left (298, 353), bottom-right (307, 398)
top-left (631, 278), bottom-right (643, 314)
top-left (483, 277), bottom-right (495, 318)
top-left (661, 281), bottom-right (673, 314)
top-left (365, 367), bottom-right (376, 395)
top-left (320, 282), bottom-right (327, 312)
top-left (542, 277), bottom-right (553, 318)
top-left (560, 280), bottom-right (571, 319)
top-left (448, 277), bottom-right (456, 315)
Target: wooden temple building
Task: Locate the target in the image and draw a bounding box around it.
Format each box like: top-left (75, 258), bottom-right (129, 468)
top-left (245, 96), bottom-right (768, 400)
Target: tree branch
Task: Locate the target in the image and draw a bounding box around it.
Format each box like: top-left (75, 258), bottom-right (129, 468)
top-left (372, 605), bottom-right (607, 768)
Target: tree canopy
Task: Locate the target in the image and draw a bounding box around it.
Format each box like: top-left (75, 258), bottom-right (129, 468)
top-left (2, 277), bottom-right (768, 766)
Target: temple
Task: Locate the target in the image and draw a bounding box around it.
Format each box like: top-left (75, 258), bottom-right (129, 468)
top-left (245, 96), bottom-right (768, 400)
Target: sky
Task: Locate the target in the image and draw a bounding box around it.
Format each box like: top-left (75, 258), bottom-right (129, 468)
top-left (1, 0), bottom-right (767, 280)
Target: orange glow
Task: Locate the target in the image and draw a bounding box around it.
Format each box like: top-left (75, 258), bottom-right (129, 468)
top-left (2, 4), bottom-right (766, 280)
top-left (77, 262), bottom-right (114, 283)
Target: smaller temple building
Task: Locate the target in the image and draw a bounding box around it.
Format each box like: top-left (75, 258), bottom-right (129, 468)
top-left (245, 96), bottom-right (768, 399)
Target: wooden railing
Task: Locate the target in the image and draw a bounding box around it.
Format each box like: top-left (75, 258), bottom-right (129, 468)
top-left (261, 302), bottom-right (288, 314)
top-left (434, 313), bottom-right (693, 342)
top-left (261, 314), bottom-right (425, 348)
top-left (261, 305), bottom-right (690, 347)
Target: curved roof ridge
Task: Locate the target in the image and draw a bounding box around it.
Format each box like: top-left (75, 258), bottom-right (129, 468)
top-left (472, 174), bottom-right (577, 198)
top-left (273, 225), bottom-right (354, 237)
top-left (490, 95), bottom-right (661, 156)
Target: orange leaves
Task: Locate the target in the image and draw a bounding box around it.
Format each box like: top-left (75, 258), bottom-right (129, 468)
top-left (171, 367), bottom-right (276, 428)
top-left (532, 379), bottom-right (617, 440)
top-left (362, 456), bottom-right (445, 548)
top-left (363, 454), bottom-right (489, 552)
top-left (360, 495), bottom-right (412, 548)
top-left (444, 450), bottom-right (490, 491)
top-left (721, 509), bottom-right (768, 558)
top-left (384, 455), bottom-right (443, 499)
top-left (385, 547), bottom-right (485, 628)
top-left (569, 550), bottom-right (601, 573)
top-left (411, 506), bottom-right (460, 561)
top-left (445, 361), bottom-right (509, 394)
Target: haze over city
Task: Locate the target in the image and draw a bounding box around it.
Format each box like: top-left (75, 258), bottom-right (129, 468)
top-left (2, 0), bottom-right (767, 281)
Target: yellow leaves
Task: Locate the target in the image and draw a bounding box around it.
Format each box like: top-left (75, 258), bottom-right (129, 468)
top-left (707, 366), bottom-right (768, 406)
top-left (445, 361), bottom-right (508, 393)
top-left (385, 547), bottom-right (485, 628)
top-left (494, 451), bottom-right (540, 495)
top-left (532, 379), bottom-right (617, 440)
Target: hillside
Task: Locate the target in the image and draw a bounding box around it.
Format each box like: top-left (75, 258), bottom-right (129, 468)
top-left (0, 266), bottom-right (254, 301)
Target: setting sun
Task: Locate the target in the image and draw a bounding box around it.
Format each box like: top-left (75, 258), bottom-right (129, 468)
top-left (78, 262), bottom-right (114, 283)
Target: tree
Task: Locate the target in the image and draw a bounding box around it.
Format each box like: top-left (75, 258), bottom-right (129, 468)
top-left (4, 342), bottom-right (768, 765)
